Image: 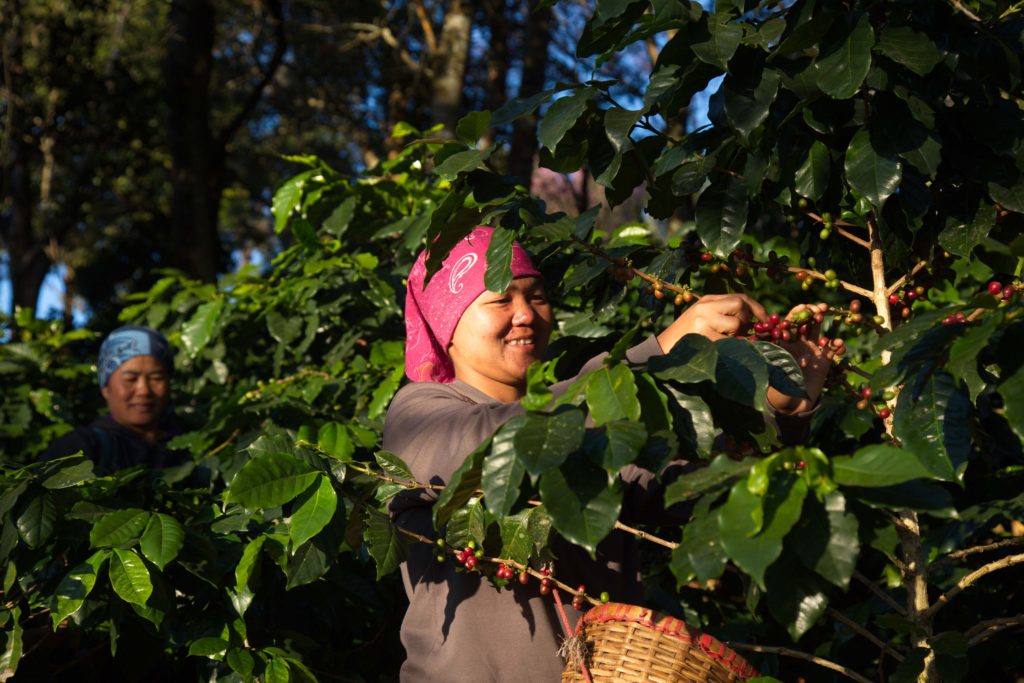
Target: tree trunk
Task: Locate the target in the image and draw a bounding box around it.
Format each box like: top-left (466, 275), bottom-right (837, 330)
top-left (479, 0), bottom-right (509, 151)
top-left (1, 0), bottom-right (51, 313)
top-left (430, 0), bottom-right (472, 136)
top-left (164, 0), bottom-right (223, 282)
top-left (507, 3), bottom-right (551, 182)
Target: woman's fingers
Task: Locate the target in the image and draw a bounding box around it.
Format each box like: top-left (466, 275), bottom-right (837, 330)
top-left (699, 293), bottom-right (769, 324)
top-left (657, 293), bottom-right (768, 351)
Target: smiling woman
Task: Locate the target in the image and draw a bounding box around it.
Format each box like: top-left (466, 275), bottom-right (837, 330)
top-left (384, 227), bottom-right (837, 682)
top-left (40, 325), bottom-right (188, 474)
top-left (447, 275), bottom-right (553, 402)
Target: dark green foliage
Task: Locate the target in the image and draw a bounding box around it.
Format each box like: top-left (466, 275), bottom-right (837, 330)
top-left (3, 1), bottom-right (1024, 681)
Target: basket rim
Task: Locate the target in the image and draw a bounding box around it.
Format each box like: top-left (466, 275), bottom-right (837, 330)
top-left (574, 602), bottom-right (759, 680)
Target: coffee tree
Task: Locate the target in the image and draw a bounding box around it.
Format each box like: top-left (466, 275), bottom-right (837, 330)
top-left (357, 0), bottom-right (1023, 681)
top-left (2, 1), bottom-right (1024, 682)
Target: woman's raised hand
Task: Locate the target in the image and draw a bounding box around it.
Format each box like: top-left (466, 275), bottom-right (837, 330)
top-left (656, 293), bottom-right (768, 353)
top-left (768, 302), bottom-right (842, 414)
top-left (655, 296), bottom-right (839, 415)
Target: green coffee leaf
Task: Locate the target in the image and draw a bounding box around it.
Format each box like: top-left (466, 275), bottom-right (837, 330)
top-left (813, 13), bottom-right (874, 99)
top-left (482, 428), bottom-right (527, 518)
top-left (665, 455), bottom-right (756, 505)
top-left (586, 364), bottom-right (641, 425)
top-left (794, 141), bottom-right (831, 201)
top-left (227, 453), bottom-right (319, 509)
top-left (719, 475), bottom-right (807, 589)
top-left (364, 513), bottom-right (408, 580)
top-left (792, 491), bottom-right (859, 589)
top-left (499, 509), bottom-right (533, 566)
top-left (540, 458), bottom-right (622, 557)
top-left (109, 548), bottom-right (153, 606)
top-left (140, 513), bottom-right (185, 570)
top-left (875, 25), bottom-right (942, 76)
top-left (538, 88), bottom-right (596, 152)
top-left (483, 226), bottom-right (516, 294)
top-left (15, 492), bottom-right (57, 549)
top-left (289, 475), bottom-right (338, 549)
top-left (90, 508), bottom-right (150, 549)
top-left (51, 550), bottom-right (110, 627)
top-left (845, 128), bottom-right (902, 209)
top-left (649, 333), bottom-right (717, 384)
top-left (318, 423), bottom-right (355, 461)
top-left (696, 175), bottom-right (748, 258)
top-left (832, 445), bottom-right (933, 487)
top-left (892, 372), bottom-right (970, 482)
top-left (182, 300), bottom-right (226, 359)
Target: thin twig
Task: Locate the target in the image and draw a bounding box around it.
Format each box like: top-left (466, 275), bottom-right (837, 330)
top-left (932, 536), bottom-right (1024, 568)
top-left (388, 517), bottom-right (604, 606)
top-left (346, 462), bottom-right (447, 491)
top-left (886, 261), bottom-right (929, 296)
top-left (828, 608), bottom-right (905, 661)
top-left (835, 225), bottom-right (872, 250)
top-left (852, 570), bottom-right (906, 615)
top-left (923, 553), bottom-right (1024, 620)
top-left (786, 266), bottom-right (874, 298)
top-left (843, 363), bottom-right (874, 380)
top-left (203, 428), bottom-right (241, 460)
top-left (729, 642), bottom-right (874, 683)
top-left (614, 520), bottom-right (678, 549)
top-left (947, 0), bottom-right (983, 21)
top-left (966, 614), bottom-right (1024, 646)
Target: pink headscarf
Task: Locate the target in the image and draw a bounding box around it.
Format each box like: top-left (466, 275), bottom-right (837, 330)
top-left (405, 226), bottom-right (541, 383)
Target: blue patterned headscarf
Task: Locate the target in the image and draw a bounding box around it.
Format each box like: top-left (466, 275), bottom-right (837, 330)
top-left (97, 326), bottom-right (174, 387)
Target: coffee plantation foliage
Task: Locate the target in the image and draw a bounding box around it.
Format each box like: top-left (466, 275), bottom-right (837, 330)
top-left (3, 0), bottom-right (1024, 681)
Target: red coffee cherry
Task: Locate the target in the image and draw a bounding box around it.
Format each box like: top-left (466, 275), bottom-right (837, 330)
top-left (988, 281), bottom-right (1003, 295)
top-left (879, 408), bottom-right (892, 419)
top-left (518, 572), bottom-right (529, 585)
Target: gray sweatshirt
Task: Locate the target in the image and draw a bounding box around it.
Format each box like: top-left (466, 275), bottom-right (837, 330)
top-left (383, 338), bottom-right (669, 682)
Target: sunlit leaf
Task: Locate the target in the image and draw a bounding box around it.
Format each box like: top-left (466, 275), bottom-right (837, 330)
top-left (227, 453), bottom-right (319, 509)
top-left (109, 548), bottom-right (152, 606)
top-left (289, 475), bottom-right (338, 549)
top-left (140, 513), bottom-right (185, 570)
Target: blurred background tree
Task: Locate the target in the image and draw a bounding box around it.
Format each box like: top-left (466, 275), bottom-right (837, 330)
top-left (1, 0), bottom-right (672, 326)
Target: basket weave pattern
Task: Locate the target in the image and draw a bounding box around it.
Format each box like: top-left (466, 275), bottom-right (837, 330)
top-left (560, 603), bottom-right (758, 683)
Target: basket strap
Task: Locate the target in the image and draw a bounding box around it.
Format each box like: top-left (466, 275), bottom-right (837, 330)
top-left (552, 588), bottom-right (593, 683)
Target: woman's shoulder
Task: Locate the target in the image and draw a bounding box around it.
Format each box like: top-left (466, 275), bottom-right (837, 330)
top-left (391, 380), bottom-right (475, 405)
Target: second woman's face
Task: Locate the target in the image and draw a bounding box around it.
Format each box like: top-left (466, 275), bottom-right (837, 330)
top-left (448, 276), bottom-right (554, 403)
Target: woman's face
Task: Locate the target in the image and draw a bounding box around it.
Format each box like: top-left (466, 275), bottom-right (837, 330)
top-left (448, 276), bottom-right (554, 402)
top-left (101, 354), bottom-right (170, 435)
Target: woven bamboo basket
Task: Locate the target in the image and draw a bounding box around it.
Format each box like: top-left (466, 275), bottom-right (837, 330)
top-left (560, 603), bottom-right (758, 683)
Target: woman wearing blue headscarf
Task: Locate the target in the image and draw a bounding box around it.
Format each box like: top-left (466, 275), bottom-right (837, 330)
top-left (41, 325), bottom-right (188, 474)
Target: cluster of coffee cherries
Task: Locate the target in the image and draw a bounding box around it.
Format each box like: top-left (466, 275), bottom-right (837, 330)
top-left (452, 541), bottom-right (482, 571)
top-left (853, 386), bottom-right (893, 419)
top-left (817, 211), bottom-right (835, 240)
top-left (941, 312), bottom-right (969, 326)
top-left (794, 267), bottom-right (842, 291)
top-left (648, 281), bottom-right (695, 306)
top-left (752, 310), bottom-right (822, 342)
top-left (606, 257), bottom-right (635, 284)
top-left (571, 585), bottom-right (588, 611)
top-left (888, 285), bottom-right (927, 320)
top-left (494, 564), bottom-right (516, 580)
top-left (986, 280), bottom-right (1017, 302)
top-left (750, 310), bottom-right (845, 362)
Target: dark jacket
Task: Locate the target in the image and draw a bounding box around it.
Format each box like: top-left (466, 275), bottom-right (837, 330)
top-left (41, 415), bottom-right (188, 475)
